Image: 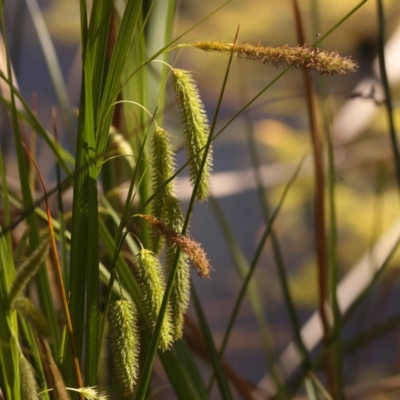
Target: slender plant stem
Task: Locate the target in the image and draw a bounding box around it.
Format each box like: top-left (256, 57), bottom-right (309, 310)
top-left (376, 0), bottom-right (400, 192)
top-left (290, 0), bottom-right (334, 396)
top-left (214, 157), bottom-right (305, 370)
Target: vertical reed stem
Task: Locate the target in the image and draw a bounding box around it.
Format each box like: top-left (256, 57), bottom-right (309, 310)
top-left (289, 0), bottom-right (334, 396)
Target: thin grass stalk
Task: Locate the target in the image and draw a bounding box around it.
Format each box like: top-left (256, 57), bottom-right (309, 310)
top-left (239, 68), bottom-right (313, 399)
top-left (10, 0), bottom-right (25, 75)
top-left (28, 93), bottom-right (37, 192)
top-left (52, 109), bottom-right (69, 291)
top-left (139, 69), bottom-right (291, 220)
top-left (98, 218), bottom-right (141, 306)
top-left (0, 146), bottom-right (12, 255)
top-left (135, 25), bottom-right (238, 400)
top-left (290, 0), bottom-right (333, 395)
top-left (95, 0), bottom-right (144, 172)
top-left (343, 311), bottom-right (400, 357)
top-left (309, 372), bottom-right (334, 400)
top-left (191, 286), bottom-right (234, 400)
top-left (309, 3), bottom-right (343, 389)
top-left (139, 66), bottom-right (294, 216)
top-left (157, 351), bottom-right (204, 400)
top-left (172, 340), bottom-right (210, 399)
top-left (270, 233), bottom-right (318, 395)
top-left (0, 71), bottom-right (73, 172)
top-left (120, 1), bottom-right (230, 91)
top-left (0, 4), bottom-right (59, 350)
top-left (120, 3), bottom-right (152, 250)
top-left (145, 0), bottom-right (176, 127)
top-left (108, 110), bottom-right (156, 289)
top-left (209, 0), bottom-right (368, 148)
top-left (325, 103), bottom-right (344, 395)
top-left (376, 0), bottom-right (400, 192)
top-left (208, 157), bottom-right (305, 393)
top-left (209, 196), bottom-right (284, 394)
top-left (284, 235), bottom-right (400, 398)
top-left (184, 314), bottom-right (258, 398)
top-left (99, 268), bottom-right (117, 367)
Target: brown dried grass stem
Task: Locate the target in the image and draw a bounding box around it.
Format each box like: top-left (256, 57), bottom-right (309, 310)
top-left (290, 0), bottom-right (336, 396)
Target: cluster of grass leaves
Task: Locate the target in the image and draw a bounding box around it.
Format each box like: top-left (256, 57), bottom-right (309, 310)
top-left (2, 0), bottom-right (400, 399)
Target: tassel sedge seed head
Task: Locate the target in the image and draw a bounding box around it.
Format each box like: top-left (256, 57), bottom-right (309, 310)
top-left (136, 249), bottom-right (173, 351)
top-left (150, 127), bottom-right (184, 253)
top-left (166, 246), bottom-right (190, 340)
top-left (172, 69), bottom-right (213, 201)
top-left (20, 354), bottom-right (39, 400)
top-left (109, 299), bottom-right (139, 396)
top-left (192, 41), bottom-right (358, 75)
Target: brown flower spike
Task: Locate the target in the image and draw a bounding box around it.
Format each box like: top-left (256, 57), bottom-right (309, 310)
top-left (140, 215), bottom-right (211, 279)
top-left (190, 41), bottom-right (358, 75)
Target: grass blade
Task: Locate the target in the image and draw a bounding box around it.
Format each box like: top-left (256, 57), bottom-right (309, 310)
top-left (376, 0), bottom-right (400, 189)
top-left (215, 156), bottom-right (305, 366)
top-left (192, 286), bottom-right (234, 400)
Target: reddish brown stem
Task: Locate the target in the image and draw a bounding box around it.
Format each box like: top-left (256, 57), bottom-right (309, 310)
top-left (289, 0), bottom-right (334, 395)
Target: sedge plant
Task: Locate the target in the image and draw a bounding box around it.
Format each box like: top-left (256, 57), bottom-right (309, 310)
top-left (2, 1), bottom-right (395, 399)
